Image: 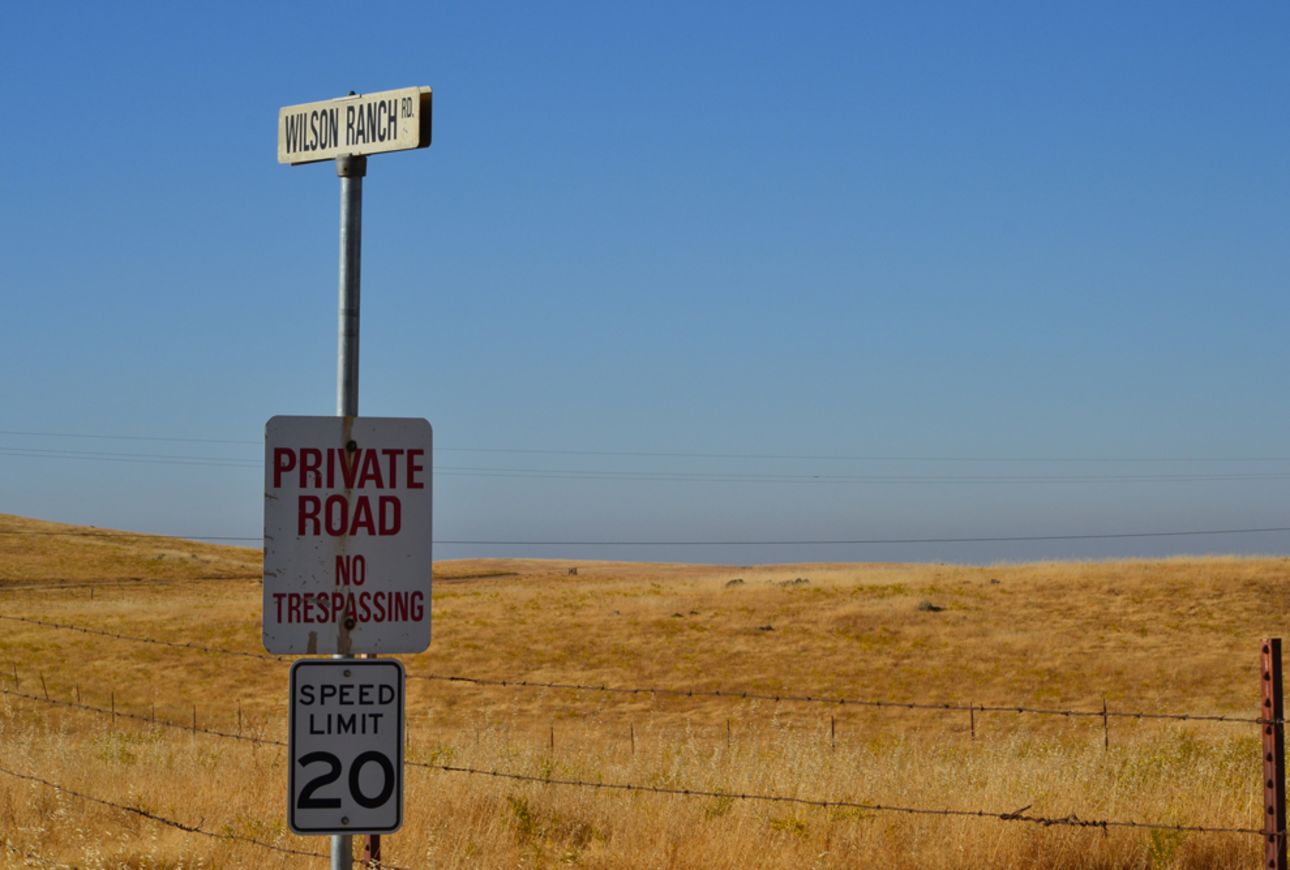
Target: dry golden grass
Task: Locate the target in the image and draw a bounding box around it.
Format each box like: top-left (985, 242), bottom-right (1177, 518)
top-left (0, 512), bottom-right (1284, 867)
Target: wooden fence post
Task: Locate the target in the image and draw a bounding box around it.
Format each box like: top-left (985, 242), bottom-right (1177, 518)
top-left (1262, 638), bottom-right (1286, 870)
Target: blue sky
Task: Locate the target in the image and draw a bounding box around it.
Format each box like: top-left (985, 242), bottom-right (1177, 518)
top-left (2, 2), bottom-right (1288, 563)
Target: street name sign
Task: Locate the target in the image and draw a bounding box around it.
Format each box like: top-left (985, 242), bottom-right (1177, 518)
top-left (263, 416), bottom-right (432, 655)
top-left (289, 659), bottom-right (405, 835)
top-left (278, 86), bottom-right (432, 165)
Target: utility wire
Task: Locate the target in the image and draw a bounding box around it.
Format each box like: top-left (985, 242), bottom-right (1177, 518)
top-left (4, 428), bottom-right (1290, 464)
top-left (3, 525), bottom-right (1290, 546)
top-left (9, 445), bottom-right (1290, 485)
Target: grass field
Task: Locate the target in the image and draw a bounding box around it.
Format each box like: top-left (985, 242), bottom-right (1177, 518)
top-left (0, 512), bottom-right (1285, 868)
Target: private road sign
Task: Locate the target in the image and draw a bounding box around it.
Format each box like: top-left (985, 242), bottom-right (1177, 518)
top-left (263, 416), bottom-right (432, 655)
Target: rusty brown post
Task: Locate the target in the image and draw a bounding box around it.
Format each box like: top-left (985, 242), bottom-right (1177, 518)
top-left (830, 714), bottom-right (836, 751)
top-left (1262, 638), bottom-right (1286, 870)
top-left (364, 833), bottom-right (382, 868)
top-left (1102, 698), bottom-right (1110, 750)
top-left (969, 703), bottom-right (976, 740)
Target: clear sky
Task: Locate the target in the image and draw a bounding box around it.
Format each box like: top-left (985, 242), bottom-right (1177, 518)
top-left (2, 2), bottom-right (1287, 564)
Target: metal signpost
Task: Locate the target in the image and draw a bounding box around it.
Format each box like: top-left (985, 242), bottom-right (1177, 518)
top-left (272, 86), bottom-right (432, 869)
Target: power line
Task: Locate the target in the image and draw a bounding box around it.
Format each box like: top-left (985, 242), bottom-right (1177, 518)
top-left (431, 526), bottom-right (1290, 546)
top-left (10, 445), bottom-right (1290, 484)
top-left (4, 428), bottom-right (1290, 464)
top-left (3, 525), bottom-right (1289, 546)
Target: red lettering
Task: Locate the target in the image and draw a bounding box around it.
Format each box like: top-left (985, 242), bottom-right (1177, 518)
top-left (298, 495), bottom-right (321, 535)
top-left (273, 449), bottom-right (296, 488)
top-left (287, 594), bottom-right (303, 623)
top-left (407, 449), bottom-right (425, 489)
top-left (350, 497), bottom-right (376, 535)
top-left (410, 591), bottom-right (425, 621)
top-left (356, 450), bottom-right (383, 488)
top-left (379, 496), bottom-right (401, 535)
top-left (381, 449), bottom-right (402, 487)
top-left (324, 495), bottom-right (348, 535)
top-left (300, 448), bottom-right (322, 488)
top-left (340, 449), bottom-right (360, 488)
top-left (273, 592), bottom-right (286, 621)
top-left (336, 554), bottom-right (366, 586)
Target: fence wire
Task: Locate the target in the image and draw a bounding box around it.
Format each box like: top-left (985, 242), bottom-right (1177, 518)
top-left (0, 686), bottom-right (1269, 840)
top-left (0, 612), bottom-right (1273, 726)
top-left (0, 762), bottom-right (373, 867)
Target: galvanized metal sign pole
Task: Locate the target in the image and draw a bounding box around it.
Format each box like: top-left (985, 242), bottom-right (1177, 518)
top-left (332, 151), bottom-right (364, 870)
top-left (337, 154), bottom-right (364, 423)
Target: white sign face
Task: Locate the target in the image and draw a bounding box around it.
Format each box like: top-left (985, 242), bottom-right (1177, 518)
top-left (289, 659), bottom-right (404, 835)
top-left (277, 86), bottom-right (432, 165)
top-left (264, 416), bottom-right (432, 655)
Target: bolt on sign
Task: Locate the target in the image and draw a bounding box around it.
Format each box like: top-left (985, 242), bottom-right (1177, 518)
top-left (264, 416), bottom-right (432, 655)
top-left (277, 86), bottom-right (432, 165)
top-left (289, 659), bottom-right (405, 835)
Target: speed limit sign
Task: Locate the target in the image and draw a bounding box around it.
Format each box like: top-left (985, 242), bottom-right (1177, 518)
top-left (288, 659), bottom-right (404, 834)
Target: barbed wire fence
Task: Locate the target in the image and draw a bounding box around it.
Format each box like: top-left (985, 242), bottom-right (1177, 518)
top-left (0, 599), bottom-right (1285, 864)
top-left (0, 685), bottom-right (1270, 842)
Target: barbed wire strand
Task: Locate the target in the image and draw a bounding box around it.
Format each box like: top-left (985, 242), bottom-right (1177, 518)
top-left (0, 762), bottom-right (380, 866)
top-left (417, 673), bottom-right (1273, 725)
top-left (0, 687), bottom-right (1264, 841)
top-left (0, 612), bottom-right (1274, 726)
top-left (0, 575), bottom-right (259, 593)
top-left (432, 764), bottom-right (1267, 837)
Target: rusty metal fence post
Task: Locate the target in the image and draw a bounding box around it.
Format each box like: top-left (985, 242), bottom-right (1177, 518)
top-left (1262, 638), bottom-right (1286, 870)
